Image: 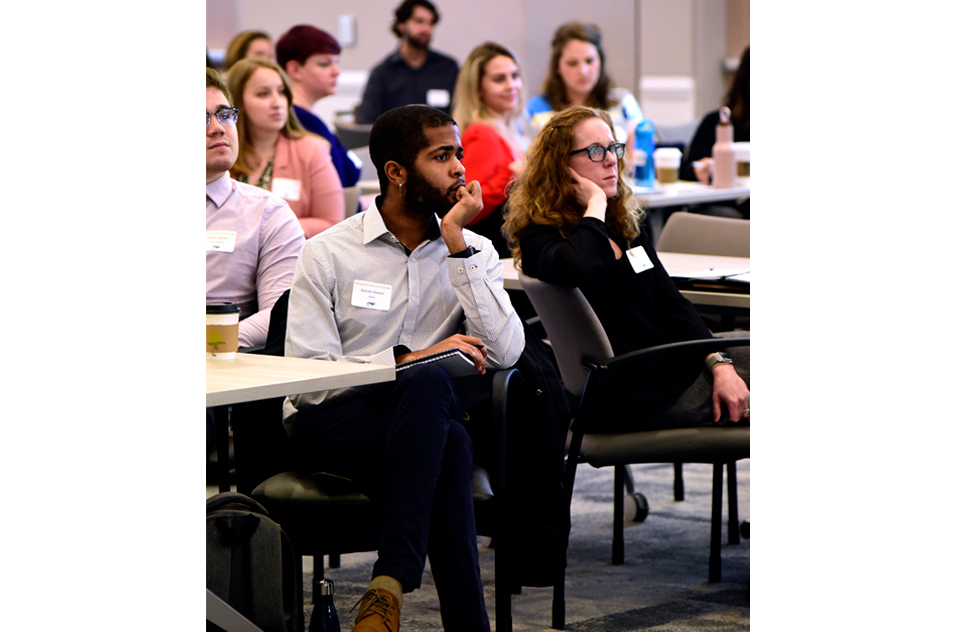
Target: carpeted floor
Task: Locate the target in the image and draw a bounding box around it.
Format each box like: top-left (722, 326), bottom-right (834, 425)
top-left (293, 459), bottom-right (750, 631)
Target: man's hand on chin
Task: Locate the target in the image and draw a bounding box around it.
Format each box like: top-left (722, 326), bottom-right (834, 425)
top-left (440, 180), bottom-right (482, 253)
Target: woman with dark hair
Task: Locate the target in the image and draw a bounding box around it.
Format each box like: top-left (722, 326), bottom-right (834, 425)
top-left (451, 42), bottom-right (526, 256)
top-left (226, 58), bottom-right (344, 238)
top-left (680, 46), bottom-right (750, 183)
top-left (503, 106), bottom-right (750, 430)
top-left (224, 30), bottom-right (273, 70)
top-left (275, 24), bottom-right (362, 188)
top-left (524, 22), bottom-right (643, 161)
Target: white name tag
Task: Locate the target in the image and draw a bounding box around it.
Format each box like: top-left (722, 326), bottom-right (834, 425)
top-left (426, 89), bottom-right (451, 108)
top-left (206, 230), bottom-right (237, 253)
top-left (626, 245), bottom-right (654, 275)
top-left (272, 177), bottom-right (302, 201)
top-left (351, 280), bottom-right (392, 311)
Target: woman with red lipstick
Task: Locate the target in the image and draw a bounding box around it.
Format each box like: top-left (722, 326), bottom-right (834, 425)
top-left (451, 42), bottom-right (526, 257)
top-left (503, 106), bottom-right (750, 430)
top-left (226, 58), bottom-right (345, 238)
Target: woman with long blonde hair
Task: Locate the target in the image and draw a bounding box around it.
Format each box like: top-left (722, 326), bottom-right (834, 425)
top-left (504, 106), bottom-right (750, 430)
top-left (227, 58), bottom-right (344, 238)
top-left (451, 42), bottom-right (525, 256)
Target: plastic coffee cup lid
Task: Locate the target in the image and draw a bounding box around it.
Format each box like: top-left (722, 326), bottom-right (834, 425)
top-left (207, 302), bottom-right (240, 314)
top-left (654, 147), bottom-right (682, 158)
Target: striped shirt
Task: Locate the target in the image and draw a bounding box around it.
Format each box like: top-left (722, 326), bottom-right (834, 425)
top-left (285, 199), bottom-right (525, 412)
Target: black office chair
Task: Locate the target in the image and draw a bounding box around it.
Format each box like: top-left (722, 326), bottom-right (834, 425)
top-left (230, 289), bottom-right (523, 631)
top-left (518, 271), bottom-right (750, 629)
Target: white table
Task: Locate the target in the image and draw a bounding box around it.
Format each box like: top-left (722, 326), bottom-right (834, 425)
top-left (207, 353), bottom-right (395, 408)
top-left (500, 252), bottom-right (750, 311)
top-left (632, 180), bottom-right (750, 208)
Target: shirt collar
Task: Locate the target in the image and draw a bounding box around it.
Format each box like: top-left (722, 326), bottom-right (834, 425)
top-left (363, 196), bottom-right (442, 251)
top-left (206, 172), bottom-right (233, 208)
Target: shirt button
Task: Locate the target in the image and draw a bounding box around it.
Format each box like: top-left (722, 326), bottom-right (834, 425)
top-left (410, 296), bottom-right (418, 303)
top-left (457, 266), bottom-right (464, 273)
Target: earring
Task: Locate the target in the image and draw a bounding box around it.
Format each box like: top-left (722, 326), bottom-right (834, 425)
top-left (399, 182), bottom-right (404, 196)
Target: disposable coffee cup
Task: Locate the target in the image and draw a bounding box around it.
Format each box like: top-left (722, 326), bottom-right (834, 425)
top-left (653, 147), bottom-right (682, 184)
top-left (207, 302), bottom-right (240, 359)
top-left (733, 142), bottom-right (750, 179)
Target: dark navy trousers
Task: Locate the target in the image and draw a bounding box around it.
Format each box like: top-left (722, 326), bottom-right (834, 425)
top-left (290, 363), bottom-right (491, 632)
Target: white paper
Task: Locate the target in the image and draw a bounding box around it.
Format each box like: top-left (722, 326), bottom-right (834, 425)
top-left (351, 280), bottom-right (392, 311)
top-left (625, 245), bottom-right (654, 275)
top-left (206, 230), bottom-right (237, 253)
top-left (272, 177), bottom-right (301, 201)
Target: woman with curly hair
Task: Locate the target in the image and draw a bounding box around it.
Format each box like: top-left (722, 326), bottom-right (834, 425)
top-left (503, 106), bottom-right (750, 430)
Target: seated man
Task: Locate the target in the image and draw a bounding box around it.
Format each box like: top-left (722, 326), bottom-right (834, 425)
top-left (205, 67), bottom-right (305, 350)
top-left (355, 0), bottom-right (459, 123)
top-left (283, 105), bottom-right (524, 631)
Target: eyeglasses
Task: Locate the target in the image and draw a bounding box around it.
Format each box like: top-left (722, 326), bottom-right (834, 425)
top-left (569, 142), bottom-right (626, 162)
top-left (206, 108), bottom-right (240, 127)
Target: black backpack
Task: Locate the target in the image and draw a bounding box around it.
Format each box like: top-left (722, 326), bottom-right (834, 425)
top-left (207, 492), bottom-right (302, 632)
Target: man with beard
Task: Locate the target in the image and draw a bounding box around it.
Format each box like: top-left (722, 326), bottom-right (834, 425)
top-left (356, 0), bottom-right (459, 123)
top-left (283, 105), bottom-right (524, 632)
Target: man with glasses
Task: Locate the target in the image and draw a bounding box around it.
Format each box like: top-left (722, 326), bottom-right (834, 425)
top-left (355, 0), bottom-right (459, 123)
top-left (206, 67), bottom-right (304, 350)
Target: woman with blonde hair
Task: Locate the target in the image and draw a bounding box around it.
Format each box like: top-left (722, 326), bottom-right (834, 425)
top-left (451, 42), bottom-right (525, 256)
top-left (227, 58), bottom-right (344, 238)
top-left (224, 30), bottom-right (274, 70)
top-left (504, 106), bottom-right (750, 430)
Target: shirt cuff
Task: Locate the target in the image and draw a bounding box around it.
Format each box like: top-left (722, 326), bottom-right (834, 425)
top-left (449, 245), bottom-right (478, 258)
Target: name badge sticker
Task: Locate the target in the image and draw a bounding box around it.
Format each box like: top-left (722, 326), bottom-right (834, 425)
top-left (426, 89), bottom-right (451, 108)
top-left (626, 245), bottom-right (654, 275)
top-left (272, 177), bottom-right (302, 201)
top-left (206, 230), bottom-right (237, 253)
top-left (352, 280), bottom-right (392, 311)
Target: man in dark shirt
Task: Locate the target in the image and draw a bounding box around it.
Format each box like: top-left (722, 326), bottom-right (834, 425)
top-left (355, 0), bottom-right (459, 123)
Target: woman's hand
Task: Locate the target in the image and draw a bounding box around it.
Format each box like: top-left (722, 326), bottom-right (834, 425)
top-left (711, 364), bottom-right (750, 423)
top-left (693, 158), bottom-right (714, 184)
top-left (569, 166), bottom-right (607, 220)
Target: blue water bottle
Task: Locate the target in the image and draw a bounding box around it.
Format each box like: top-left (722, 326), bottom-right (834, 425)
top-left (632, 119), bottom-right (656, 188)
top-left (310, 579), bottom-right (341, 632)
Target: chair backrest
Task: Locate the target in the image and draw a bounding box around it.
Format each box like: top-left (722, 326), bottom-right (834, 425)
top-left (343, 186), bottom-right (360, 216)
top-left (656, 212), bottom-right (750, 257)
top-left (517, 271), bottom-right (613, 398)
top-left (335, 121), bottom-right (373, 150)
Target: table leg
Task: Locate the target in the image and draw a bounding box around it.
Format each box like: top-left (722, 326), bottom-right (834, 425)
top-left (213, 405), bottom-right (231, 493)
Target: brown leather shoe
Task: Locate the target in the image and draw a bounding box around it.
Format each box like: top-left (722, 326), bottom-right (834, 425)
top-left (352, 588), bottom-right (400, 632)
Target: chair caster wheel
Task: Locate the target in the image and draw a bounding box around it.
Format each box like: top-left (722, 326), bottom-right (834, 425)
top-left (740, 521), bottom-right (749, 539)
top-left (624, 492), bottom-right (649, 522)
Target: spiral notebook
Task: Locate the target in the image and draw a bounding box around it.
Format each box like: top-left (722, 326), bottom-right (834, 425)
top-left (395, 348), bottom-right (478, 378)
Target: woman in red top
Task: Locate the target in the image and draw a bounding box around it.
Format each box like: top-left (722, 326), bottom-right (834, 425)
top-left (451, 42), bottom-right (526, 256)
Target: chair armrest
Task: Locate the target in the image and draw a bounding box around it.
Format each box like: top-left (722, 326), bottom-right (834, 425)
top-left (587, 337), bottom-right (749, 373)
top-left (239, 345), bottom-right (266, 354)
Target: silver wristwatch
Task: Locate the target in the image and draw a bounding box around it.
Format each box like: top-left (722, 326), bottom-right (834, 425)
top-left (705, 352), bottom-right (734, 372)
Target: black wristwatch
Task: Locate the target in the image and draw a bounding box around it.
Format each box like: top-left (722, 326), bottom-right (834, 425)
top-left (705, 352), bottom-right (734, 372)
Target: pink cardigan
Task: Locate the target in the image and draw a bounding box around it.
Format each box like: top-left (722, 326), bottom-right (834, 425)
top-left (273, 134), bottom-right (345, 239)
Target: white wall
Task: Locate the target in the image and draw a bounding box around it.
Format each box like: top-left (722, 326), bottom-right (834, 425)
top-left (206, 0), bottom-right (749, 125)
